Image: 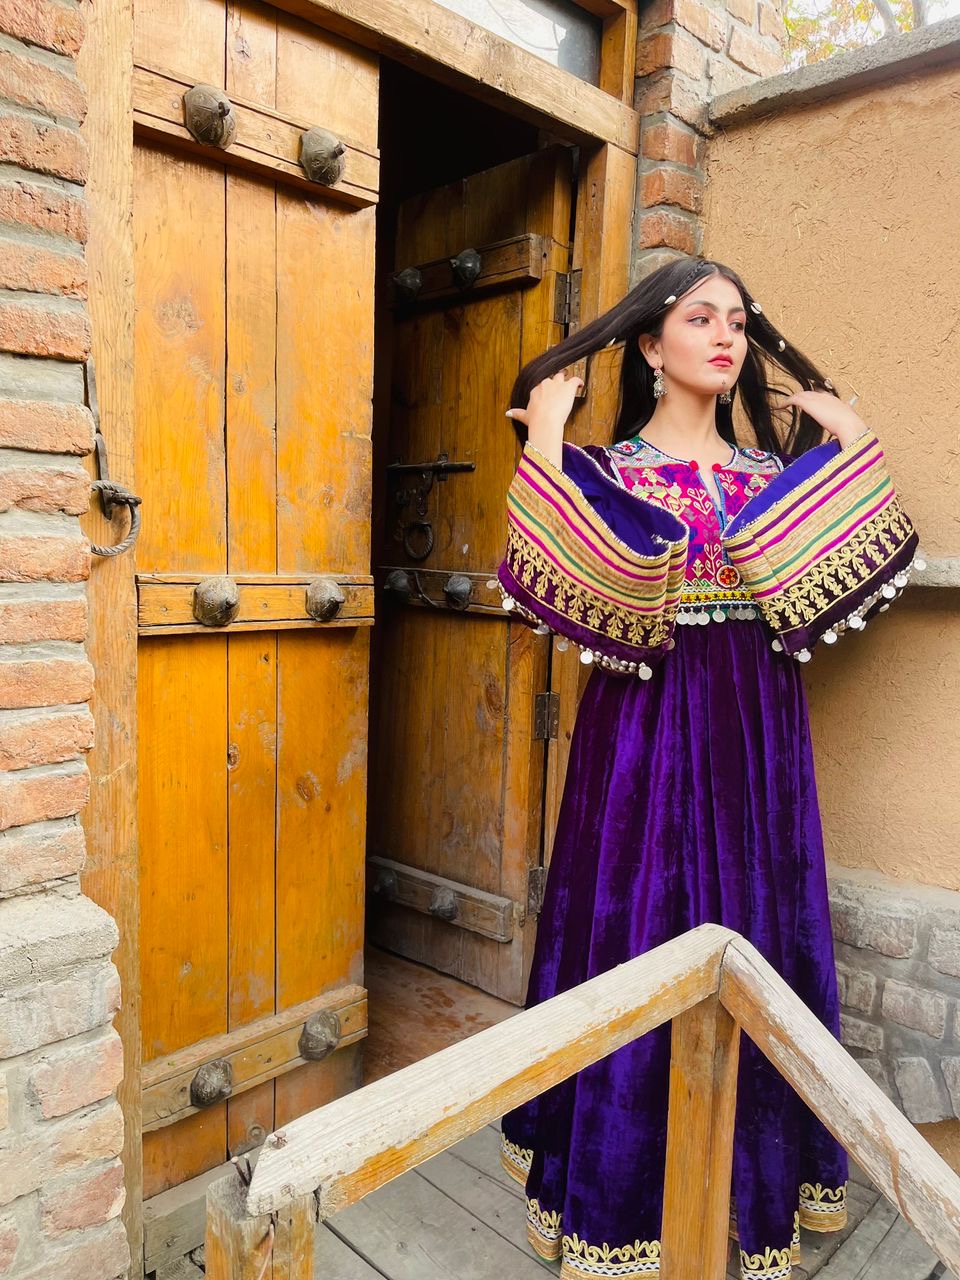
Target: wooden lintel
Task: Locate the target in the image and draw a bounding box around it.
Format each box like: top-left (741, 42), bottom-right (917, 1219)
top-left (265, 0), bottom-right (640, 152)
top-left (137, 575), bottom-right (374, 633)
top-left (389, 234), bottom-right (546, 307)
top-left (367, 856), bottom-right (515, 943)
top-left (142, 987), bottom-right (367, 1133)
top-left (133, 64), bottom-right (380, 206)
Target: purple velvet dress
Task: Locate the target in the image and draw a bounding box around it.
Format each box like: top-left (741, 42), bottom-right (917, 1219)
top-left (499, 433), bottom-right (849, 1280)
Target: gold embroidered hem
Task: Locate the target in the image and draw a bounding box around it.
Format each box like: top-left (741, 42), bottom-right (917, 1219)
top-left (501, 1131), bottom-right (847, 1279)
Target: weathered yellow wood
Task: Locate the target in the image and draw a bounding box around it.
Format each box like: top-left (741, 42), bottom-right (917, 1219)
top-left (143, 988), bottom-right (367, 1131)
top-left (719, 937), bottom-right (960, 1277)
top-left (366, 857), bottom-right (515, 942)
top-left (78, 0), bottom-right (141, 1261)
top-left (133, 63), bottom-right (380, 205)
top-left (246, 924), bottom-right (731, 1215)
top-left (660, 993), bottom-right (741, 1280)
top-left (137, 577), bottom-right (374, 629)
top-left (267, 0), bottom-right (639, 151)
top-left (207, 1172), bottom-right (315, 1280)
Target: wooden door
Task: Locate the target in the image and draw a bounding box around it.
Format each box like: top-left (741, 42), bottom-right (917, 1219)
top-left (367, 148), bottom-right (576, 1005)
top-left (132, 0), bottom-right (378, 1196)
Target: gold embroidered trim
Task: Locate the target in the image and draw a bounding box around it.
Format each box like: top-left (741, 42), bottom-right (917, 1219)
top-left (560, 1232), bottom-right (661, 1277)
top-left (499, 1132), bottom-right (532, 1186)
top-left (527, 1196), bottom-right (563, 1260)
top-left (799, 1180), bottom-right (848, 1232)
top-left (728, 503), bottom-right (914, 631)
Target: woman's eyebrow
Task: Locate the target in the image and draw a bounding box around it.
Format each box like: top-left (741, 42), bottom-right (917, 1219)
top-left (684, 298), bottom-right (747, 315)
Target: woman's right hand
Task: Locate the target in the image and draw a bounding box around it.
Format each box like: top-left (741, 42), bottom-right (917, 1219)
top-left (506, 370), bottom-right (584, 469)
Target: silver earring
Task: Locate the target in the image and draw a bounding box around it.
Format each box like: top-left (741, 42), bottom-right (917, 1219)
top-left (719, 386), bottom-right (734, 404)
top-left (653, 367), bottom-right (666, 398)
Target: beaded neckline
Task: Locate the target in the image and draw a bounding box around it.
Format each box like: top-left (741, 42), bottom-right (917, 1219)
top-left (632, 435), bottom-right (738, 468)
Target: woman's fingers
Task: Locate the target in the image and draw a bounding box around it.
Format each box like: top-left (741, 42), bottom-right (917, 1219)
top-left (505, 407), bottom-right (529, 424)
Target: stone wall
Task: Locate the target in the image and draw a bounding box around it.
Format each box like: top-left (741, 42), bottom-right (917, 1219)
top-left (0, 0), bottom-right (128, 1276)
top-left (831, 865), bottom-right (960, 1125)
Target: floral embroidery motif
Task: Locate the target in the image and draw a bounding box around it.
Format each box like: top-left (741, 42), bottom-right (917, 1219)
top-left (561, 1232), bottom-right (661, 1277)
top-left (499, 1132), bottom-right (532, 1186)
top-left (799, 1181), bottom-right (848, 1232)
top-left (528, 1196), bottom-right (564, 1258)
top-left (606, 439), bottom-right (782, 614)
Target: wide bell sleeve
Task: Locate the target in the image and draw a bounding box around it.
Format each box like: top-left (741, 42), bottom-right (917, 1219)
top-left (497, 441), bottom-right (689, 678)
top-left (721, 429), bottom-right (922, 661)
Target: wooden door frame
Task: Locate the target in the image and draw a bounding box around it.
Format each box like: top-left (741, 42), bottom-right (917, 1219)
top-left (80, 0), bottom-right (637, 1271)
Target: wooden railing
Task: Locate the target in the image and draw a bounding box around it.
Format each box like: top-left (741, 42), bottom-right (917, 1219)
top-left (205, 924), bottom-right (960, 1278)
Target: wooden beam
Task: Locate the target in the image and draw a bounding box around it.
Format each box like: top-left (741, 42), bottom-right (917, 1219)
top-left (134, 63), bottom-right (379, 205)
top-left (137, 574), bottom-right (375, 632)
top-left (719, 936), bottom-right (960, 1277)
top-left (245, 923), bottom-right (731, 1215)
top-left (207, 1171), bottom-right (316, 1280)
top-left (660, 993), bottom-right (740, 1280)
top-left (77, 0), bottom-right (142, 1268)
top-left (388, 233), bottom-right (547, 307)
top-left (142, 987), bottom-right (367, 1132)
top-left (376, 568), bottom-right (506, 617)
top-left (265, 0), bottom-right (640, 152)
top-left (366, 856), bottom-right (516, 942)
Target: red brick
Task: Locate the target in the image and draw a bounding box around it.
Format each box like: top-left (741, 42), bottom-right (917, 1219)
top-left (0, 819), bottom-right (86, 891)
top-left (676, 0), bottom-right (727, 50)
top-left (758, 1), bottom-right (785, 38)
top-left (0, 1099), bottom-right (123, 1208)
top-left (0, 961), bottom-right (119, 1057)
top-left (642, 118), bottom-right (700, 167)
top-left (0, 534), bottom-right (89, 583)
top-left (0, 654), bottom-right (93, 709)
top-left (0, 238), bottom-right (87, 299)
top-left (0, 110), bottom-right (86, 183)
top-left (636, 29), bottom-right (705, 79)
top-left (708, 55), bottom-right (749, 96)
top-left (0, 399), bottom-right (94, 454)
top-left (0, 299), bottom-right (90, 360)
top-left (0, 1214), bottom-right (17, 1276)
top-left (0, 597), bottom-right (87, 644)
top-left (636, 70), bottom-right (709, 131)
top-left (0, 47), bottom-right (86, 124)
top-left (22, 1218), bottom-right (128, 1280)
top-left (0, 761), bottom-right (89, 829)
top-left (0, 176), bottom-right (88, 244)
top-left (0, 705), bottom-right (94, 770)
top-left (727, 25), bottom-right (785, 75)
top-left (636, 208), bottom-right (700, 254)
top-left (640, 164), bottom-right (704, 213)
top-left (40, 1159), bottom-right (124, 1235)
top-left (0, 0), bottom-right (85, 57)
top-left (0, 464), bottom-right (89, 514)
top-left (28, 1029), bottom-right (121, 1120)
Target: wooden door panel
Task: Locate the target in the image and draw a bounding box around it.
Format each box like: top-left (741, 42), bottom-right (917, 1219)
top-left (134, 146), bottom-right (226, 575)
top-left (135, 0), bottom-right (377, 1199)
top-left (369, 148), bottom-right (574, 1003)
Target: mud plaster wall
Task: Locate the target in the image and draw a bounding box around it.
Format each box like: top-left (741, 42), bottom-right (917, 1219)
top-left (702, 64), bottom-right (960, 893)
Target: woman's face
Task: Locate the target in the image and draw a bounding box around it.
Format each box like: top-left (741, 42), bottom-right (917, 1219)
top-left (643, 273), bottom-right (748, 398)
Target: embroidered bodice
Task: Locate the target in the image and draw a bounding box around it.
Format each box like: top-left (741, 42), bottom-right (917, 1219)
top-left (600, 434), bottom-right (784, 623)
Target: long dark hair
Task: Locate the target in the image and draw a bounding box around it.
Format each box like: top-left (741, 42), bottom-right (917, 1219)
top-left (509, 256), bottom-right (837, 457)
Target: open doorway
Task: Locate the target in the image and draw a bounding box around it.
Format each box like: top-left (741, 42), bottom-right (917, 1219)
top-left (364, 61), bottom-right (581, 1077)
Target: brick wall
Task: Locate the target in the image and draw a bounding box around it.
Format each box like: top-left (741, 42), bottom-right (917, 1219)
top-left (0, 2), bottom-right (128, 1277)
top-left (633, 0), bottom-right (787, 278)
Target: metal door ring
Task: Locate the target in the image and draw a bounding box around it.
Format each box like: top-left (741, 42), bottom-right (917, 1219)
top-left (402, 520), bottom-right (434, 561)
top-left (90, 480), bottom-right (142, 557)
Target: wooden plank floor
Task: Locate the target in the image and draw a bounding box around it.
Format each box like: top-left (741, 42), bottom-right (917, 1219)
top-left (340, 947), bottom-right (950, 1280)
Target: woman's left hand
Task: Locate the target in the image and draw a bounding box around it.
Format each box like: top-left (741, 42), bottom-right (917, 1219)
top-left (775, 389), bottom-right (868, 449)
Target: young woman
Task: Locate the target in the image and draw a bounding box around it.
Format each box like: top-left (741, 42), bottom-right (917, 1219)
top-left (496, 255), bottom-right (920, 1280)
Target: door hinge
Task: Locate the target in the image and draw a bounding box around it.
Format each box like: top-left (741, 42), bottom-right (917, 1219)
top-left (553, 269), bottom-right (582, 328)
top-left (527, 866), bottom-right (547, 918)
top-left (534, 691), bottom-right (560, 740)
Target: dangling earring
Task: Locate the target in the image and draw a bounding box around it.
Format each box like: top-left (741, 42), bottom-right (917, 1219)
top-left (653, 366), bottom-right (666, 399)
top-left (719, 385), bottom-right (734, 404)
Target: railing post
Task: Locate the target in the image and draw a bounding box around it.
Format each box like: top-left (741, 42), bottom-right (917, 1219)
top-left (660, 990), bottom-right (740, 1280)
top-left (206, 1168), bottom-right (316, 1279)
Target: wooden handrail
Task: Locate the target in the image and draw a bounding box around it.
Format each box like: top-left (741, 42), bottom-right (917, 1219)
top-left (206, 925), bottom-right (960, 1279)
